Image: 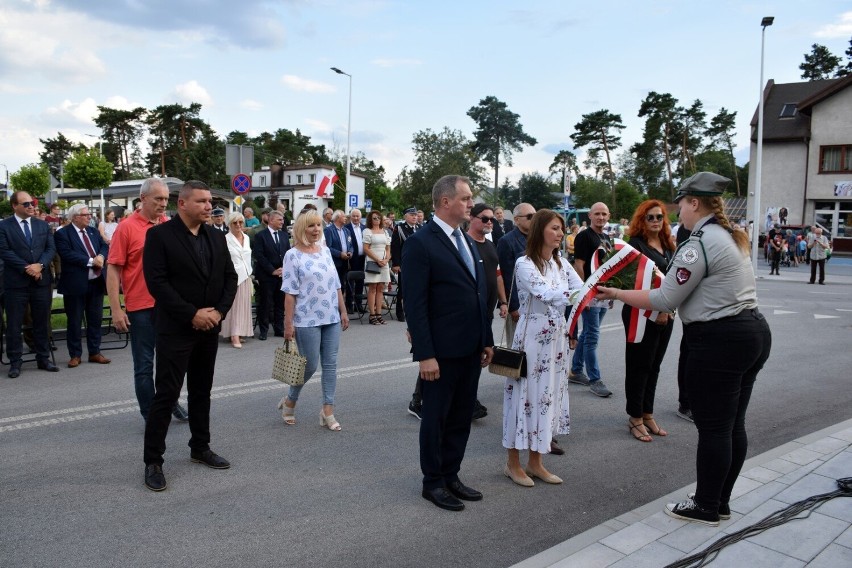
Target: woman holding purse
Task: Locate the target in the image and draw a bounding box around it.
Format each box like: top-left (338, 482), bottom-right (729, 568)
top-left (362, 211), bottom-right (391, 325)
top-left (503, 209), bottom-right (583, 487)
top-left (277, 210), bottom-right (350, 430)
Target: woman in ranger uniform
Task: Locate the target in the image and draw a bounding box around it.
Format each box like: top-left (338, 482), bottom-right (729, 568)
top-left (596, 172), bottom-right (772, 527)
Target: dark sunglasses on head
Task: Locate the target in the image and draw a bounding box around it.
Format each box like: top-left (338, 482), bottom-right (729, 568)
top-left (476, 215), bottom-right (494, 223)
top-left (19, 201), bottom-right (35, 208)
top-left (516, 213), bottom-right (534, 221)
top-left (646, 214), bottom-right (665, 222)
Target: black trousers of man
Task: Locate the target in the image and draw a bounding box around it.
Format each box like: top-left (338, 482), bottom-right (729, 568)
top-left (63, 278), bottom-right (105, 358)
top-left (143, 331), bottom-right (219, 466)
top-left (256, 277), bottom-right (284, 336)
top-left (5, 284), bottom-right (52, 366)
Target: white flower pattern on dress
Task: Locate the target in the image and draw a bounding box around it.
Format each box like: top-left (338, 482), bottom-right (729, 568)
top-left (281, 247), bottom-right (341, 327)
top-left (502, 256), bottom-right (584, 453)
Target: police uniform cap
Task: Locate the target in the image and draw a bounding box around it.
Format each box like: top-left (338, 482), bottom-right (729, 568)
top-left (212, 207), bottom-right (225, 216)
top-left (403, 207), bottom-right (417, 215)
top-left (673, 172), bottom-right (731, 203)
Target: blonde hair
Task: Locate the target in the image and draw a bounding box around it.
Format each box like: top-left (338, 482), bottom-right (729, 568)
top-left (698, 196), bottom-right (750, 254)
top-left (291, 210), bottom-right (322, 247)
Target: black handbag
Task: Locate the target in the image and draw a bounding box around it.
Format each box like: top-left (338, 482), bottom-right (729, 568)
top-left (489, 346), bottom-right (527, 379)
top-left (364, 260), bottom-right (382, 274)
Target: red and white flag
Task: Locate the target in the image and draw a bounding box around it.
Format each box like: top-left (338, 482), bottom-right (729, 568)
top-left (315, 171), bottom-right (339, 197)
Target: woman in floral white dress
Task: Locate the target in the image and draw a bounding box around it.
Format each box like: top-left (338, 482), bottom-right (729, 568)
top-left (503, 209), bottom-right (584, 487)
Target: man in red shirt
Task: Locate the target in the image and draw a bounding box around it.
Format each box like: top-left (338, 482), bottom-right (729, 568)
top-left (107, 178), bottom-right (188, 422)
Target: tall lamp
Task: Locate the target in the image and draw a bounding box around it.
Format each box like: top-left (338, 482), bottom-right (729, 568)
top-left (752, 16), bottom-right (774, 274)
top-left (330, 67), bottom-right (352, 203)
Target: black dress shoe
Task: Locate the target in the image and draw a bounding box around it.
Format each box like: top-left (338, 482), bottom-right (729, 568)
top-left (258, 331), bottom-right (268, 340)
top-left (447, 480), bottom-right (483, 501)
top-left (144, 464), bottom-right (167, 491)
top-left (8, 366), bottom-right (21, 379)
top-left (190, 450), bottom-right (231, 469)
top-left (37, 361), bottom-right (60, 372)
top-left (421, 487), bottom-right (464, 511)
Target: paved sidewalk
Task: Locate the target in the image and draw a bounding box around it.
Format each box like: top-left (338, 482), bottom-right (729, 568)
top-left (513, 418), bottom-right (852, 568)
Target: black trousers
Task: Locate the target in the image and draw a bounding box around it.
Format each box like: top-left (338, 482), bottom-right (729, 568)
top-left (395, 271), bottom-right (405, 318)
top-left (676, 329), bottom-right (689, 411)
top-left (256, 276), bottom-right (284, 335)
top-left (684, 310), bottom-right (771, 512)
top-left (622, 306), bottom-right (674, 418)
top-left (143, 331), bottom-right (219, 466)
top-left (4, 284), bottom-right (52, 365)
top-left (349, 254), bottom-right (365, 309)
top-left (419, 354), bottom-right (481, 490)
top-left (809, 259), bottom-right (825, 284)
top-left (63, 278), bottom-right (105, 358)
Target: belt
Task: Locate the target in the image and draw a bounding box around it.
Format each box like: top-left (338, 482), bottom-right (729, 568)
top-left (685, 308), bottom-right (762, 328)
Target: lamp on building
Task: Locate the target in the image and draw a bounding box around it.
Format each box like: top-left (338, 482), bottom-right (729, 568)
top-left (752, 16), bottom-right (774, 274)
top-left (330, 67), bottom-right (352, 201)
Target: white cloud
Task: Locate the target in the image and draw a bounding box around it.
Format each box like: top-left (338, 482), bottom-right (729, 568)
top-left (815, 11), bottom-right (852, 38)
top-left (42, 98), bottom-right (100, 125)
top-left (280, 75), bottom-right (336, 93)
top-left (305, 118), bottom-right (333, 133)
top-left (170, 80), bottom-right (213, 106)
top-left (371, 58), bottom-right (423, 68)
top-left (240, 99), bottom-right (264, 111)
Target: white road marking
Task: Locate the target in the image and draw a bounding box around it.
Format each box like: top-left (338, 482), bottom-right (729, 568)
top-left (773, 310), bottom-right (798, 315)
top-left (814, 314), bottom-right (840, 320)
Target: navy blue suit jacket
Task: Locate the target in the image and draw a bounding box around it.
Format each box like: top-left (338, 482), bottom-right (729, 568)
top-left (0, 215), bottom-right (55, 289)
top-left (55, 224), bottom-right (108, 296)
top-left (252, 228), bottom-right (291, 283)
top-left (402, 220), bottom-right (494, 361)
top-left (324, 223), bottom-right (354, 271)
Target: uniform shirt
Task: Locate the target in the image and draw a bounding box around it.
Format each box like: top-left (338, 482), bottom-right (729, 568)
top-left (649, 214), bottom-right (757, 325)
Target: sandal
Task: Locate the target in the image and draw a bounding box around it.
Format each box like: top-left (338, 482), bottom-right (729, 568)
top-left (369, 314), bottom-right (380, 325)
top-left (320, 410), bottom-right (342, 431)
top-left (377, 315), bottom-right (387, 325)
top-left (644, 418), bottom-right (668, 436)
top-left (277, 397), bottom-right (296, 425)
top-left (629, 420), bottom-right (652, 443)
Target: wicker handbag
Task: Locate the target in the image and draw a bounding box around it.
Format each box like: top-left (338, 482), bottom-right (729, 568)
top-left (271, 340), bottom-right (307, 386)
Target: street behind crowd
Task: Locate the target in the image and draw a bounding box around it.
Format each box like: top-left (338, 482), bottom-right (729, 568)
top-left (1, 267), bottom-right (851, 568)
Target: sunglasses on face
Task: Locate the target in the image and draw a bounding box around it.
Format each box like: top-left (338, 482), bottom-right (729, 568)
top-left (19, 202), bottom-right (35, 208)
top-left (516, 213), bottom-right (534, 221)
top-left (646, 214), bottom-right (664, 222)
top-left (476, 215), bottom-right (494, 223)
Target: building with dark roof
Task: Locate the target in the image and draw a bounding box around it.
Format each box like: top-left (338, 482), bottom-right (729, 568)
top-left (747, 77), bottom-right (852, 251)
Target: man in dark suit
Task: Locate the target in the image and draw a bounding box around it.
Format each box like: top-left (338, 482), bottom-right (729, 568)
top-left (141, 180), bottom-right (238, 492)
top-left (402, 175), bottom-right (494, 512)
top-left (0, 191), bottom-right (59, 378)
top-left (491, 206), bottom-right (514, 244)
top-left (390, 207), bottom-right (420, 322)
top-left (55, 204), bottom-right (111, 368)
top-left (252, 210), bottom-right (289, 340)
top-left (324, 210), bottom-right (354, 309)
top-left (346, 208), bottom-right (366, 312)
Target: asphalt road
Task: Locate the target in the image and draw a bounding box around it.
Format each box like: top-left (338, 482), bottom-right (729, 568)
top-left (1, 262), bottom-right (850, 568)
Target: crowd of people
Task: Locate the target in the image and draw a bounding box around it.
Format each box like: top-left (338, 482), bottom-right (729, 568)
top-left (1, 172), bottom-right (778, 526)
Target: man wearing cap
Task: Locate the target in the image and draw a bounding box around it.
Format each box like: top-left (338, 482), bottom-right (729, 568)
top-left (391, 207), bottom-right (421, 322)
top-left (211, 208), bottom-right (228, 233)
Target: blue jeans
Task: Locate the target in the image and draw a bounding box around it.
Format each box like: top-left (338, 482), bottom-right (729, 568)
top-left (288, 323), bottom-right (341, 406)
top-left (571, 306), bottom-right (608, 382)
top-left (128, 309), bottom-right (156, 419)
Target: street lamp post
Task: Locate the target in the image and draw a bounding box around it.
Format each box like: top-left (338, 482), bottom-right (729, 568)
top-left (330, 67), bottom-right (352, 204)
top-left (752, 16), bottom-right (774, 275)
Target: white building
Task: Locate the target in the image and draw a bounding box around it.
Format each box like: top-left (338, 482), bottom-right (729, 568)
top-left (251, 164), bottom-right (366, 213)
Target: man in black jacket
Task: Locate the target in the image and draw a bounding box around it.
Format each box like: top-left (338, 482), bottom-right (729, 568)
top-left (141, 181), bottom-right (238, 492)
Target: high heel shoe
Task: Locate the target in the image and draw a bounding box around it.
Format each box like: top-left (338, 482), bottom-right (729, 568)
top-left (525, 467), bottom-right (563, 484)
top-left (320, 410), bottom-right (341, 431)
top-left (277, 397), bottom-right (296, 425)
top-left (504, 465), bottom-right (534, 487)
top-left (643, 418), bottom-right (667, 436)
top-left (629, 420), bottom-right (652, 442)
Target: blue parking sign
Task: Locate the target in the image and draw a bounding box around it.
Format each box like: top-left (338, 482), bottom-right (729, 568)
top-left (349, 194), bottom-right (359, 208)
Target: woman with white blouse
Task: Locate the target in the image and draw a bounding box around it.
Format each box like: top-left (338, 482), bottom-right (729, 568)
top-left (220, 212), bottom-right (254, 348)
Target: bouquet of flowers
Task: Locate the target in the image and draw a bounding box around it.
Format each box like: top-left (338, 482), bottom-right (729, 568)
top-left (568, 239), bottom-right (665, 343)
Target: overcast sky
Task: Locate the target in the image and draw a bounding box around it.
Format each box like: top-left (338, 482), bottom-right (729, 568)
top-left (1, 0), bottom-right (850, 187)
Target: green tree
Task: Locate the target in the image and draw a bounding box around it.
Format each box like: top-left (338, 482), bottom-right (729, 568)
top-left (548, 150), bottom-right (579, 192)
top-left (146, 103), bottom-right (205, 177)
top-left (841, 38), bottom-right (852, 77)
top-left (571, 175), bottom-right (611, 209)
top-left (94, 106), bottom-right (147, 180)
top-left (571, 110), bottom-right (625, 207)
top-left (467, 96), bottom-right (537, 201)
top-left (39, 132), bottom-right (85, 181)
top-left (9, 163), bottom-right (50, 197)
top-left (705, 107), bottom-right (741, 195)
top-left (799, 43), bottom-right (843, 80)
top-left (181, 122), bottom-right (227, 188)
top-left (63, 148), bottom-right (114, 193)
top-left (503, 172), bottom-right (559, 211)
top-left (675, 99), bottom-right (706, 178)
top-left (637, 92), bottom-right (679, 200)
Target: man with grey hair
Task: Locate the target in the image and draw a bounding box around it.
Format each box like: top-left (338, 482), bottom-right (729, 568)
top-left (324, 210), bottom-right (353, 308)
top-left (55, 203), bottom-right (110, 368)
top-left (497, 202), bottom-right (536, 339)
top-left (252, 209), bottom-right (289, 339)
top-left (322, 207), bottom-right (334, 229)
top-left (807, 226), bottom-right (830, 285)
top-left (347, 208), bottom-right (366, 312)
top-left (107, 178), bottom-right (188, 421)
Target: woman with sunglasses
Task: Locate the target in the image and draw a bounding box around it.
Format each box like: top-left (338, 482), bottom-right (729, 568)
top-left (621, 200), bottom-right (676, 442)
top-left (362, 211), bottom-right (391, 324)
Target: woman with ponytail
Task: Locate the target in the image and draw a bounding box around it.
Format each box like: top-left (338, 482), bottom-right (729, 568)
top-left (597, 172), bottom-right (771, 528)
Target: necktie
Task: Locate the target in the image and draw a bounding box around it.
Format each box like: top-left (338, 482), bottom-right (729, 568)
top-left (452, 228), bottom-right (475, 278)
top-left (81, 229), bottom-right (102, 276)
top-left (273, 230), bottom-right (279, 246)
top-left (22, 219), bottom-right (32, 245)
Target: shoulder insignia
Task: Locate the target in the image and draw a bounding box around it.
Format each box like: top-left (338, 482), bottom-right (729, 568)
top-left (691, 230), bottom-right (704, 238)
top-left (678, 245), bottom-right (700, 265)
top-left (675, 268), bottom-right (691, 285)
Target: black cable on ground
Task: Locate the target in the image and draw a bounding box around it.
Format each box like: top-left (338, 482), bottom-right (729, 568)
top-left (664, 476), bottom-right (852, 568)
